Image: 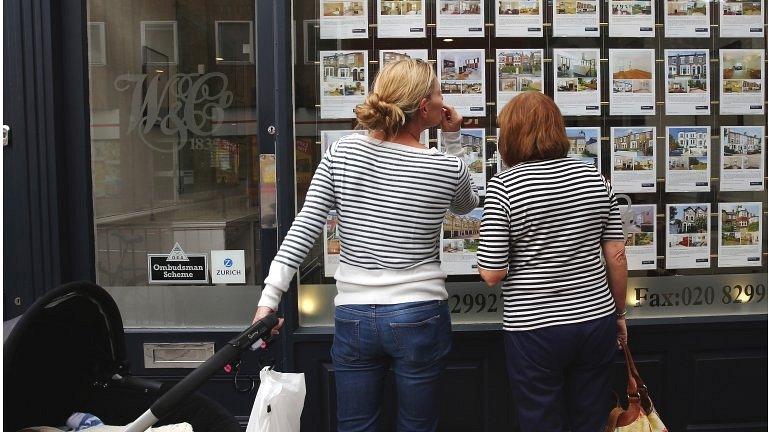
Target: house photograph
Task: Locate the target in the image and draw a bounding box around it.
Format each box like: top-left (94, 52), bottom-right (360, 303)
top-left (669, 205), bottom-right (708, 234)
top-left (556, 50), bottom-right (598, 78)
top-left (322, 51), bottom-right (366, 96)
top-left (721, 203), bottom-right (760, 245)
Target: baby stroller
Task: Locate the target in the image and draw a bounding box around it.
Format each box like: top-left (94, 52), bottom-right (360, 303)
top-left (4, 281), bottom-right (278, 432)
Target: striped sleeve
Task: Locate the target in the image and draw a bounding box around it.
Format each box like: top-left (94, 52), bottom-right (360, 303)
top-left (258, 150), bottom-right (336, 310)
top-left (477, 177), bottom-right (511, 270)
top-left (449, 158), bottom-right (480, 215)
top-left (601, 178), bottom-right (625, 242)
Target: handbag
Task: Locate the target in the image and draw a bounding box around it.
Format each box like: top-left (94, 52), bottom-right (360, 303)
top-left (246, 366), bottom-right (307, 432)
top-left (604, 340), bottom-right (668, 432)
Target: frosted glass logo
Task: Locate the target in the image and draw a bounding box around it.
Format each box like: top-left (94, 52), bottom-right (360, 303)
top-left (114, 72), bottom-right (233, 152)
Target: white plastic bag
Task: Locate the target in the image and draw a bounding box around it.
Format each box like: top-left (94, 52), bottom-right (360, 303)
top-left (246, 366), bottom-right (306, 432)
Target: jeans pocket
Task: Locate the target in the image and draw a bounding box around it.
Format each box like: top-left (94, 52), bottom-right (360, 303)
top-left (332, 316), bottom-right (360, 363)
top-left (390, 307), bottom-right (451, 364)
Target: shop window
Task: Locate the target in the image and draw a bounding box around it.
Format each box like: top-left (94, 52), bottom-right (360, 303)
top-left (88, 22), bottom-right (106, 65)
top-left (140, 21), bottom-right (178, 65)
top-left (215, 21), bottom-right (254, 64)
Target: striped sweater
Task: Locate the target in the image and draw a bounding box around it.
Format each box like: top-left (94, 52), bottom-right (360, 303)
top-left (477, 158), bottom-right (625, 331)
top-left (258, 132), bottom-right (480, 310)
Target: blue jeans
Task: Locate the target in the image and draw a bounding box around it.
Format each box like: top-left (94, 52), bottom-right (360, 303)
top-left (331, 300), bottom-right (452, 432)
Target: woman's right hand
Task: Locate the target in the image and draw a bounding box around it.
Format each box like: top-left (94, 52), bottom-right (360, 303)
top-left (616, 317), bottom-right (628, 348)
top-left (441, 104), bottom-right (462, 132)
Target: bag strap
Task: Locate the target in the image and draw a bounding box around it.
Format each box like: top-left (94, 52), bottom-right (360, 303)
top-left (620, 340), bottom-right (655, 414)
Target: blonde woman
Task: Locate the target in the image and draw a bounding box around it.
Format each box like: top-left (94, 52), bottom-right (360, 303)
top-left (253, 59), bottom-right (479, 432)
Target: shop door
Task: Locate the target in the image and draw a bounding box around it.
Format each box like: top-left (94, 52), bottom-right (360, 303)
top-left (85, 0), bottom-right (290, 421)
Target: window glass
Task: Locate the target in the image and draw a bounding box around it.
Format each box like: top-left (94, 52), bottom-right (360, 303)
top-left (87, 1), bottom-right (261, 328)
top-left (291, 0), bottom-right (767, 327)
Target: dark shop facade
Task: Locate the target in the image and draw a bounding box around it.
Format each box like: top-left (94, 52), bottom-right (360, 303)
top-left (3, 0), bottom-right (766, 430)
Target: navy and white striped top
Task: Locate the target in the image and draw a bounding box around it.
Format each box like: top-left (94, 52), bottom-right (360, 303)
top-left (258, 133), bottom-right (480, 310)
top-left (477, 158), bottom-right (625, 331)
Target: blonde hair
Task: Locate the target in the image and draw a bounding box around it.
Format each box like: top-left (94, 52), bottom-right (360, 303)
top-left (355, 58), bottom-right (436, 139)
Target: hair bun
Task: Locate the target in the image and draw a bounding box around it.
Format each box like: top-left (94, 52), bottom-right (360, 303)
top-left (356, 92), bottom-right (406, 134)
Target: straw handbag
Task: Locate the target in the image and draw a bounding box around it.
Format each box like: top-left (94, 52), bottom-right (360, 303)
top-left (604, 340), bottom-right (668, 432)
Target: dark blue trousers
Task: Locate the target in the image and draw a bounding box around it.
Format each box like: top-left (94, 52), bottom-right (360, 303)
top-left (504, 315), bottom-right (617, 432)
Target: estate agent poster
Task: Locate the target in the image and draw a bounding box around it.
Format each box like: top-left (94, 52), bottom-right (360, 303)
top-left (438, 49), bottom-right (486, 117)
top-left (664, 0), bottom-right (710, 37)
top-left (665, 126), bottom-right (710, 192)
top-left (553, 0), bottom-right (600, 37)
top-left (609, 0), bottom-right (655, 37)
top-left (441, 208), bottom-right (483, 275)
top-left (320, 0), bottom-right (368, 39)
top-left (323, 210), bottom-right (340, 277)
top-left (496, 49), bottom-right (544, 109)
top-left (609, 49), bottom-right (656, 116)
top-left (720, 0), bottom-right (764, 38)
top-left (379, 49), bottom-right (429, 67)
top-left (664, 49), bottom-right (710, 115)
top-left (378, 0), bottom-right (426, 38)
top-left (718, 202), bottom-right (762, 267)
top-left (719, 49), bottom-right (765, 115)
top-left (496, 0), bottom-right (544, 37)
top-left (321, 130), bottom-right (368, 153)
top-left (437, 128), bottom-right (487, 196)
top-left (437, 0), bottom-right (485, 37)
top-left (565, 127), bottom-right (601, 171)
top-left (320, 51), bottom-right (368, 119)
top-left (620, 204), bottom-right (657, 270)
top-left (553, 48), bottom-right (601, 116)
top-left (720, 126), bottom-right (765, 191)
top-left (666, 203), bottom-right (711, 269)
top-left (610, 127), bottom-right (657, 193)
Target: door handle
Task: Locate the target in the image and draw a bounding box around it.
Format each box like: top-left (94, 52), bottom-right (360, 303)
top-left (3, 125), bottom-right (9, 147)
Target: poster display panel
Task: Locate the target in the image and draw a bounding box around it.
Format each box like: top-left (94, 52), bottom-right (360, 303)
top-left (441, 208), bottom-right (483, 275)
top-left (610, 127), bottom-right (657, 193)
top-left (553, 0), bottom-right (600, 37)
top-left (323, 210), bottom-right (340, 277)
top-left (553, 48), bottom-right (601, 116)
top-left (719, 49), bottom-right (765, 115)
top-left (438, 49), bottom-right (486, 117)
top-left (620, 204), bottom-right (657, 270)
top-left (379, 49), bottom-right (429, 67)
top-left (496, 49), bottom-right (544, 110)
top-left (664, 49), bottom-right (710, 115)
top-left (719, 0), bottom-right (764, 38)
top-left (664, 0), bottom-right (710, 37)
top-left (321, 130), bottom-right (368, 154)
top-left (609, 0), bottom-right (655, 37)
top-left (320, 50), bottom-right (368, 119)
top-left (609, 49), bottom-right (656, 116)
top-left (718, 202), bottom-right (763, 267)
top-left (377, 0), bottom-right (426, 38)
top-left (496, 0), bottom-right (544, 37)
top-left (720, 126), bottom-right (765, 192)
top-left (437, 0), bottom-right (485, 37)
top-left (565, 127), bottom-right (601, 171)
top-left (438, 128), bottom-right (487, 196)
top-left (666, 203), bottom-right (711, 269)
top-left (665, 126), bottom-right (711, 192)
top-left (320, 0), bottom-right (368, 39)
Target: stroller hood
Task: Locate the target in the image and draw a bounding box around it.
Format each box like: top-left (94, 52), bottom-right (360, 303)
top-left (3, 281), bottom-right (127, 430)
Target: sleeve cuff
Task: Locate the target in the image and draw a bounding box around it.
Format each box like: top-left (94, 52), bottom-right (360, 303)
top-left (441, 130), bottom-right (464, 156)
top-left (258, 260), bottom-right (297, 311)
top-left (257, 284), bottom-right (283, 311)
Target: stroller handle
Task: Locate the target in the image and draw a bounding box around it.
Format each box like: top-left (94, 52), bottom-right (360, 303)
top-left (125, 314), bottom-right (279, 432)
